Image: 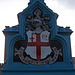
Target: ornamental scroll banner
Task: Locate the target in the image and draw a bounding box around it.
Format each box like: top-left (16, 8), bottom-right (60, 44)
top-left (2, 0), bottom-right (75, 75)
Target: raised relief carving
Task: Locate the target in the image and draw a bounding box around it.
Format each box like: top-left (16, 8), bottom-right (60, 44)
top-left (14, 8), bottom-right (63, 65)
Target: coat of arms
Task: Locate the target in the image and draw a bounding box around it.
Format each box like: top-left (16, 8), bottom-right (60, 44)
top-left (14, 8), bottom-right (62, 65)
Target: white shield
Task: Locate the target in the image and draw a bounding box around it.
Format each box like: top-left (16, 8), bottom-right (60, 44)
top-left (25, 30), bottom-right (52, 61)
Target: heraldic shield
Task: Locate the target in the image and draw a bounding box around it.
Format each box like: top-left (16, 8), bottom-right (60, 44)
top-left (14, 8), bottom-right (62, 65)
top-left (25, 30), bottom-right (52, 61)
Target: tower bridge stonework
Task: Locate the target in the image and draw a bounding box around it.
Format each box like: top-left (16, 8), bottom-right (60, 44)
top-left (2, 0), bottom-right (75, 75)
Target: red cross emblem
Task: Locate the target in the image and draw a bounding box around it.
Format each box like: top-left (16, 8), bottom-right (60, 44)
top-left (27, 32), bottom-right (50, 61)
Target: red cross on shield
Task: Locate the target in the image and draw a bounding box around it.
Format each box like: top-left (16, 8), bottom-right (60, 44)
top-left (25, 30), bottom-right (52, 61)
